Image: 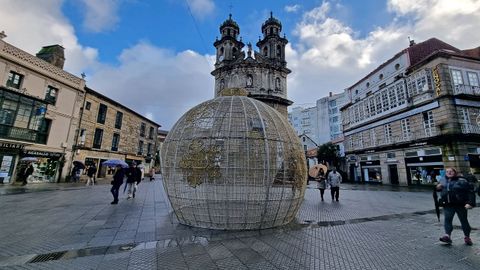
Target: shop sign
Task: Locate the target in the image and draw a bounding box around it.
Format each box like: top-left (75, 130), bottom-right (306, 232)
top-left (433, 65), bottom-right (441, 96)
top-left (409, 142), bottom-right (427, 147)
top-left (448, 156), bottom-right (455, 161)
top-left (22, 150), bottom-right (62, 158)
top-left (386, 158), bottom-right (397, 163)
top-left (0, 142), bottom-right (25, 150)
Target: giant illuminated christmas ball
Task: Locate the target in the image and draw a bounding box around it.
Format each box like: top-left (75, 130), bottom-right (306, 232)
top-left (161, 88), bottom-right (307, 230)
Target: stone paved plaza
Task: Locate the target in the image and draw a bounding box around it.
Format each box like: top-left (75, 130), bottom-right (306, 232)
top-left (0, 177), bottom-right (478, 269)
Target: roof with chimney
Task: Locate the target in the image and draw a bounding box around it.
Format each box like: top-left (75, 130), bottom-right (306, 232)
top-left (348, 38), bottom-right (479, 90)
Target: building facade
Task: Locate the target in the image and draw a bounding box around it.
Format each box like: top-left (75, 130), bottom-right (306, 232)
top-left (288, 92), bottom-right (346, 146)
top-left (0, 35), bottom-right (85, 184)
top-left (211, 13), bottom-right (292, 116)
top-left (342, 38), bottom-right (480, 186)
top-left (73, 87), bottom-right (160, 179)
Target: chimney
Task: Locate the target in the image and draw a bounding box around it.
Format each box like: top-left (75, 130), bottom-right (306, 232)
top-left (36, 45), bottom-right (65, 69)
top-left (408, 36), bottom-right (415, 47)
top-left (329, 91), bottom-right (332, 97)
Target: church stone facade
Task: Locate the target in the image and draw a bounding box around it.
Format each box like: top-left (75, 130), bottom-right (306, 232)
top-left (211, 13), bottom-right (293, 116)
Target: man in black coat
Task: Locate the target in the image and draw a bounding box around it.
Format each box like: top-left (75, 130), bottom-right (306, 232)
top-left (126, 162), bottom-right (142, 199)
top-left (21, 163), bottom-right (34, 186)
top-left (110, 165), bottom-right (124, 204)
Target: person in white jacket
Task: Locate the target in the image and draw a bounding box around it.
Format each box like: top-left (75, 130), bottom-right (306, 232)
top-left (327, 167), bottom-right (342, 201)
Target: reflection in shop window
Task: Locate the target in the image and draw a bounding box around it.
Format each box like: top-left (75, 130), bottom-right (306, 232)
top-left (363, 167), bottom-right (382, 182)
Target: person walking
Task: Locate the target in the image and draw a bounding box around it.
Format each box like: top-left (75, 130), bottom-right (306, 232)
top-left (86, 164), bottom-right (97, 186)
top-left (149, 167), bottom-right (155, 181)
top-left (126, 162), bottom-right (141, 199)
top-left (110, 165), bottom-right (124, 205)
top-left (437, 167), bottom-right (476, 245)
top-left (327, 167), bottom-right (342, 202)
top-left (71, 165), bottom-right (81, 183)
top-left (316, 168), bottom-right (327, 201)
top-left (21, 163), bottom-right (34, 186)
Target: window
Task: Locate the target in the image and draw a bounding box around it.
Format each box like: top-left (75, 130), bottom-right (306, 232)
top-left (401, 118), bottom-right (411, 141)
top-left (423, 111), bottom-right (435, 136)
top-left (369, 97), bottom-right (376, 116)
top-left (396, 82), bottom-right (406, 105)
top-left (6, 71), bottom-right (23, 89)
top-left (375, 93), bottom-right (382, 113)
top-left (115, 112), bottom-right (123, 129)
top-left (149, 127), bottom-right (154, 139)
top-left (275, 77), bottom-right (281, 90)
top-left (140, 123), bottom-right (146, 137)
top-left (45, 86), bottom-right (58, 105)
top-left (246, 74), bottom-right (253, 87)
top-left (451, 69), bottom-right (463, 85)
top-left (329, 100), bottom-right (336, 107)
top-left (93, 128), bottom-right (103, 149)
top-left (97, 104), bottom-right (107, 124)
top-left (111, 133), bottom-right (120, 151)
top-left (15, 101), bottom-right (32, 128)
top-left (370, 129), bottom-right (377, 147)
top-left (85, 101), bottom-right (91, 110)
top-left (467, 72), bottom-right (479, 87)
top-left (79, 129), bottom-right (86, 145)
top-left (387, 152), bottom-right (396, 158)
top-left (395, 63), bottom-right (400, 70)
top-left (407, 69), bottom-right (431, 96)
top-left (379, 74), bottom-right (384, 80)
top-left (388, 86), bottom-right (397, 109)
top-left (381, 90), bottom-right (389, 112)
top-left (138, 140), bottom-right (144, 154)
top-left (384, 124), bottom-right (392, 144)
top-left (147, 143), bottom-right (152, 155)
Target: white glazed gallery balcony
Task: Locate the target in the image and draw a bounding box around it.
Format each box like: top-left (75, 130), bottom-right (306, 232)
top-left (454, 84), bottom-right (480, 96)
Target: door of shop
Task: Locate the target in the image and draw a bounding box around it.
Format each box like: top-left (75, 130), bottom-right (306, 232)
top-left (388, 165), bottom-right (399, 185)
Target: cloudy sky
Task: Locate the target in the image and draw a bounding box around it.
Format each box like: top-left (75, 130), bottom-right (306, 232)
top-left (1, 0), bottom-right (480, 129)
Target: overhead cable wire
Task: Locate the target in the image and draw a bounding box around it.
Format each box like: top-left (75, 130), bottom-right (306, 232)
top-left (184, 0), bottom-right (214, 67)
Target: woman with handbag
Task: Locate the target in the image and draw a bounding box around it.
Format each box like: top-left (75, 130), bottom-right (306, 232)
top-left (436, 167), bottom-right (476, 245)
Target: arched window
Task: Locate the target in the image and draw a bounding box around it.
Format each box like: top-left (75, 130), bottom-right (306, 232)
top-left (275, 77), bottom-right (281, 90)
top-left (246, 75), bottom-right (253, 87)
top-left (220, 79), bottom-right (225, 90)
top-left (263, 47), bottom-right (268, 56)
top-left (276, 45), bottom-right (281, 58)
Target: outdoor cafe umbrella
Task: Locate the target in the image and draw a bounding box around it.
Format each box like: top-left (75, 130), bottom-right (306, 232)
top-left (102, 159), bottom-right (129, 168)
top-left (308, 164), bottom-right (328, 178)
top-left (433, 187), bottom-right (441, 222)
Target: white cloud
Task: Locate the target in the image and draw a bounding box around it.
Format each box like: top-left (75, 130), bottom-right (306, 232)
top-left (287, 0), bottom-right (480, 108)
top-left (284, 4), bottom-right (301, 13)
top-left (0, 0), bottom-right (98, 75)
top-left (80, 0), bottom-right (120, 33)
top-left (187, 0), bottom-right (215, 18)
top-left (88, 42), bottom-right (214, 129)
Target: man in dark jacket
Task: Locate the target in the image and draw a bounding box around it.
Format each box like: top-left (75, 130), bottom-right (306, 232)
top-left (86, 164), bottom-right (97, 186)
top-left (126, 162), bottom-right (141, 199)
top-left (110, 165), bottom-right (124, 204)
top-left (21, 163), bottom-right (34, 186)
top-left (437, 167), bottom-right (476, 245)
